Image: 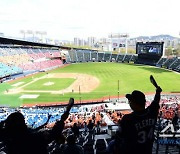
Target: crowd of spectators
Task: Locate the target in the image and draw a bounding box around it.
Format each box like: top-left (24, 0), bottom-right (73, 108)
top-left (0, 47), bottom-right (62, 78)
top-left (0, 94), bottom-right (179, 154)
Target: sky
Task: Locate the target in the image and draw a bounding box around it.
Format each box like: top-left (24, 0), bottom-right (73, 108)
top-left (0, 0), bottom-right (180, 41)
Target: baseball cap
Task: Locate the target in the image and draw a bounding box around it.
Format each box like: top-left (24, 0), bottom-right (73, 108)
top-left (126, 90), bottom-right (146, 105)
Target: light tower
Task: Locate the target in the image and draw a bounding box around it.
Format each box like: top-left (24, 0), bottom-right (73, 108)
top-left (20, 30), bottom-right (26, 40)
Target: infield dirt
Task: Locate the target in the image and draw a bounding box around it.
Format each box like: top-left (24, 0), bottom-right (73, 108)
top-left (5, 73), bottom-right (100, 94)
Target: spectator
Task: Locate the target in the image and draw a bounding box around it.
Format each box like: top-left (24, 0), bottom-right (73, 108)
top-left (115, 86), bottom-right (162, 154)
top-left (83, 121), bottom-right (88, 133)
top-left (0, 98), bottom-right (74, 154)
top-left (106, 136), bottom-right (116, 154)
top-left (172, 113), bottom-right (178, 131)
top-left (71, 122), bottom-right (80, 137)
top-left (49, 134), bottom-right (66, 154)
top-left (87, 120), bottom-right (94, 131)
top-left (87, 120), bottom-right (95, 139)
top-left (62, 134), bottom-right (84, 154)
top-left (96, 121), bottom-right (101, 134)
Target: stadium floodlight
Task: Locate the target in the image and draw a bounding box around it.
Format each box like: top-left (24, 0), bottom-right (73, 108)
top-left (42, 31), bottom-right (47, 35)
top-left (35, 31), bottom-right (42, 42)
top-left (35, 31), bottom-right (40, 35)
top-left (20, 30), bottom-right (26, 40)
top-left (0, 32), bottom-right (4, 37)
top-left (36, 31), bottom-right (47, 43)
top-left (26, 30), bottom-right (35, 42)
top-left (20, 30), bottom-right (25, 34)
top-left (27, 30), bottom-right (33, 34)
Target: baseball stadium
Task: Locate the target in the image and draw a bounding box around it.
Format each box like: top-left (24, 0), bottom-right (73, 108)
top-left (0, 38), bottom-right (179, 107)
top-left (0, 36), bottom-right (179, 154)
top-left (1, 0), bottom-right (180, 152)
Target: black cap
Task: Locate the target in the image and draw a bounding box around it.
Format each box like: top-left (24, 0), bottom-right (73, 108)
top-left (126, 90), bottom-right (146, 105)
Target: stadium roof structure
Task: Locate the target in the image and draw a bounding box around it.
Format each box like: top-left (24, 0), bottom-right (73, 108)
top-left (0, 36), bottom-right (98, 52)
top-left (0, 36), bottom-right (69, 49)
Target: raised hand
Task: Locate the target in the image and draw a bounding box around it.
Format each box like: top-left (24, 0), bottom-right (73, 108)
top-left (156, 86), bottom-right (162, 93)
top-left (66, 98), bottom-right (74, 113)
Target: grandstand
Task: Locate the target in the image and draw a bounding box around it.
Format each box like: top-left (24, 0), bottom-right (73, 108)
top-left (0, 37), bottom-right (65, 81)
top-left (97, 52), bottom-right (105, 62)
top-left (91, 51), bottom-right (98, 62)
top-left (65, 50), bottom-right (180, 73)
top-left (0, 37), bottom-right (180, 154)
top-left (0, 37), bottom-right (179, 81)
top-left (0, 47), bottom-right (62, 73)
top-left (0, 94), bottom-right (179, 153)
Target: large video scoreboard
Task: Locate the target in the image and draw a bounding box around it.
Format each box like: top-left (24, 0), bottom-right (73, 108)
top-left (136, 42), bottom-right (164, 56)
top-left (136, 42), bottom-right (164, 65)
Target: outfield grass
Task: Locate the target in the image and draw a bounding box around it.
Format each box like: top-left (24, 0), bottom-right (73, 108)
top-left (0, 63), bottom-right (179, 107)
